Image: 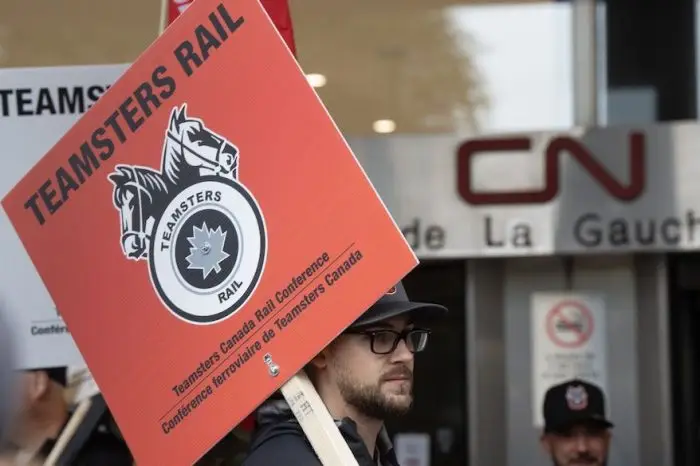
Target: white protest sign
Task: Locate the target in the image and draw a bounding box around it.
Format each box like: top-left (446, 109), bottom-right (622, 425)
top-left (0, 63), bottom-right (128, 369)
top-left (530, 292), bottom-right (608, 427)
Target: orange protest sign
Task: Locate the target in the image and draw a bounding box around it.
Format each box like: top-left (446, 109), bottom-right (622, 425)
top-left (1, 1), bottom-right (416, 464)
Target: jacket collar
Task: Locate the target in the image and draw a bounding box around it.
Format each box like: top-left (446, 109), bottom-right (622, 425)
top-left (334, 416), bottom-right (397, 465)
top-left (255, 398), bottom-right (399, 466)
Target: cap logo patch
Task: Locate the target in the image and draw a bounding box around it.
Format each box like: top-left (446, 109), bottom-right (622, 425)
top-left (386, 286), bottom-right (397, 295)
top-left (565, 385), bottom-right (588, 411)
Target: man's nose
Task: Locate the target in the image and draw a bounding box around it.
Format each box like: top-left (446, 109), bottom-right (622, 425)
top-left (390, 338), bottom-right (414, 363)
top-left (574, 434), bottom-right (590, 452)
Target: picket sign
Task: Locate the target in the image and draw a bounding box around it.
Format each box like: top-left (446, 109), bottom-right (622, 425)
top-left (2, 0), bottom-right (416, 462)
top-left (161, 1), bottom-right (357, 464)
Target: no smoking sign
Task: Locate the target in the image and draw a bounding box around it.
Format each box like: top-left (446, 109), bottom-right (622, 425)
top-left (531, 292), bottom-right (607, 428)
top-left (545, 300), bottom-right (594, 348)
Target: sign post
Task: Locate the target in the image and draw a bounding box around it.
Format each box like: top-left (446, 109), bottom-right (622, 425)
top-left (280, 372), bottom-right (359, 465)
top-left (2, 1), bottom-right (417, 464)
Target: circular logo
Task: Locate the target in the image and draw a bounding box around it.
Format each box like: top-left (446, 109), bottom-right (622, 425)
top-left (149, 177), bottom-right (266, 324)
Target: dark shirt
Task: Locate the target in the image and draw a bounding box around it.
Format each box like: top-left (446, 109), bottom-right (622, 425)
top-left (243, 399), bottom-right (399, 466)
top-left (35, 423), bottom-right (133, 466)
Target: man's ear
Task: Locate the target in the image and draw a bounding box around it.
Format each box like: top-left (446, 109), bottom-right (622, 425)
top-left (27, 371), bottom-right (50, 401)
top-left (309, 347), bottom-right (332, 371)
top-left (540, 433), bottom-right (552, 455)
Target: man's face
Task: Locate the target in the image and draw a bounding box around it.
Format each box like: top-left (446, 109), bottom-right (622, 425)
top-left (324, 315), bottom-right (417, 420)
top-left (541, 423), bottom-right (611, 466)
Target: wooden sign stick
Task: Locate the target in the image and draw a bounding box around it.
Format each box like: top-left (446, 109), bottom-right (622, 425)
top-left (279, 371), bottom-right (359, 466)
top-left (159, 0), bottom-right (169, 33)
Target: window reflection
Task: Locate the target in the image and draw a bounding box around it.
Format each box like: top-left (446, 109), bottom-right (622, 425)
top-left (291, 1), bottom-right (574, 135)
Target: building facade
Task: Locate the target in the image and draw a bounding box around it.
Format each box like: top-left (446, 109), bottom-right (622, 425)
top-left (344, 1), bottom-right (700, 465)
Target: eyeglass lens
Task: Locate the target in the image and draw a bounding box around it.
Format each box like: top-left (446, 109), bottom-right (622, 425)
top-left (371, 330), bottom-right (429, 354)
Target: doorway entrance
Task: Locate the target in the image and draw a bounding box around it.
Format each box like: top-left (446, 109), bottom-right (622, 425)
top-left (668, 254), bottom-right (700, 466)
top-left (385, 260), bottom-right (467, 466)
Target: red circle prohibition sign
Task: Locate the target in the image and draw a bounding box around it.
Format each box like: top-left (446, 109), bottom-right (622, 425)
top-left (545, 300), bottom-right (594, 349)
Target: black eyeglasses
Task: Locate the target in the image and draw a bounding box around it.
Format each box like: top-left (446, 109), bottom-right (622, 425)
top-left (344, 328), bottom-right (431, 355)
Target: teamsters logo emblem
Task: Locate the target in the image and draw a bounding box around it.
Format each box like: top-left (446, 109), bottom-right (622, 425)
top-left (107, 104), bottom-right (267, 324)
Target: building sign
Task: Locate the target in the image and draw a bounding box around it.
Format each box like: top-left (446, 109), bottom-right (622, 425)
top-left (347, 121), bottom-right (700, 257)
top-left (456, 133), bottom-right (645, 205)
top-left (530, 292), bottom-right (608, 427)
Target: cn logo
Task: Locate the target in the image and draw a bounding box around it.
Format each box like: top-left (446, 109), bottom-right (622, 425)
top-left (456, 132), bottom-right (646, 205)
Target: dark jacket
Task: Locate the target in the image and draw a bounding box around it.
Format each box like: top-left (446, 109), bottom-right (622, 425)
top-left (34, 420), bottom-right (133, 466)
top-left (39, 430), bottom-right (133, 466)
top-left (243, 399), bottom-right (400, 466)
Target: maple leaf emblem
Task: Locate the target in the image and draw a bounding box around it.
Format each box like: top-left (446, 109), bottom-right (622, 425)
top-left (185, 222), bottom-right (230, 279)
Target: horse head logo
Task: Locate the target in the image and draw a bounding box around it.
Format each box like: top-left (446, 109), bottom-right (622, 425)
top-left (108, 104), bottom-right (241, 261)
top-left (163, 104), bottom-right (239, 184)
top-left (106, 103), bottom-right (267, 325)
top-left (107, 165), bottom-right (169, 260)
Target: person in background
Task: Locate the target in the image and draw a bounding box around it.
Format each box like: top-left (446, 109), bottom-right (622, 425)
top-left (7, 366), bottom-right (133, 465)
top-left (8, 368), bottom-right (68, 463)
top-left (540, 378), bottom-right (613, 466)
top-left (243, 281), bottom-right (447, 466)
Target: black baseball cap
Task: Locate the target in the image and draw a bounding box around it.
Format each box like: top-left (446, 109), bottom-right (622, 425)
top-left (348, 281), bottom-right (447, 328)
top-left (543, 379), bottom-right (614, 433)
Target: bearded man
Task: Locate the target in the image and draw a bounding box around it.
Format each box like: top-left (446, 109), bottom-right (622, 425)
top-left (540, 379), bottom-right (613, 466)
top-left (243, 282), bottom-right (447, 466)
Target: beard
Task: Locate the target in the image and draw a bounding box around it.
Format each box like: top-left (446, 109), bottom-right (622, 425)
top-left (334, 363), bottom-right (414, 420)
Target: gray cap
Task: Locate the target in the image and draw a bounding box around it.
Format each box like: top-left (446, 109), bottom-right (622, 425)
top-left (0, 306), bottom-right (18, 443)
